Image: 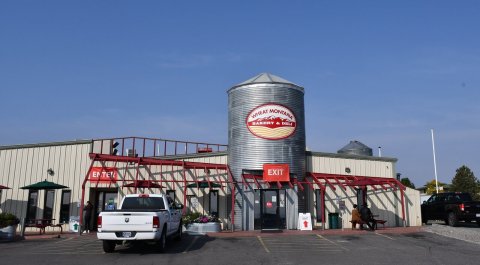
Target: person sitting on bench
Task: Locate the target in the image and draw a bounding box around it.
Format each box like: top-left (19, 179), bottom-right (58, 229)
top-left (351, 204), bottom-right (362, 230)
top-left (360, 203), bottom-right (376, 231)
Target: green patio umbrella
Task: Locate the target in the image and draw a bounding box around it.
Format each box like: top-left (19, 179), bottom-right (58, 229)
top-left (20, 179), bottom-right (68, 190)
top-left (186, 181), bottom-right (222, 188)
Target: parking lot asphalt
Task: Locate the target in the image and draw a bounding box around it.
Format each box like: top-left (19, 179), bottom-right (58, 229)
top-left (1, 226), bottom-right (479, 265)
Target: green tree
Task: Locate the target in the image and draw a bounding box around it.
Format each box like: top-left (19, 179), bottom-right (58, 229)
top-left (450, 165), bottom-right (480, 200)
top-left (425, 179), bottom-right (448, 195)
top-left (400, 177), bottom-right (416, 189)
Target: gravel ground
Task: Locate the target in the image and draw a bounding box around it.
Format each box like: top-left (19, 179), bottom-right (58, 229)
top-left (422, 222), bottom-right (480, 245)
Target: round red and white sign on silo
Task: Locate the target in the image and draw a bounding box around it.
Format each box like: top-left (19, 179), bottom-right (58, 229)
top-left (246, 103), bottom-right (297, 140)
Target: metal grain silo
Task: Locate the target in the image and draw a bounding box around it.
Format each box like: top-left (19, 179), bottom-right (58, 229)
top-left (337, 140), bottom-right (373, 156)
top-left (228, 73), bottom-right (306, 230)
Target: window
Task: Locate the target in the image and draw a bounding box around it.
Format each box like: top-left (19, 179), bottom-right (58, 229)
top-left (209, 190), bottom-right (219, 217)
top-left (43, 190), bottom-right (55, 220)
top-left (166, 190), bottom-right (176, 202)
top-left (59, 190), bottom-right (71, 223)
top-left (121, 197), bottom-right (165, 210)
top-left (26, 190), bottom-right (38, 222)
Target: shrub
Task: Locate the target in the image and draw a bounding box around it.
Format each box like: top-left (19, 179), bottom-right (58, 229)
top-left (0, 213), bottom-right (20, 228)
top-left (182, 212), bottom-right (219, 225)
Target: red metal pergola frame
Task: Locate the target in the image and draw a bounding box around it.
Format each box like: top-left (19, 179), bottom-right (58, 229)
top-left (238, 171), bottom-right (406, 228)
top-left (300, 172), bottom-right (407, 228)
top-left (79, 152), bottom-right (236, 234)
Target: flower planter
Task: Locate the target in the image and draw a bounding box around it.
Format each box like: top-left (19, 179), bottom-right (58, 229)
top-left (0, 225), bottom-right (17, 241)
top-left (184, 222), bottom-right (221, 235)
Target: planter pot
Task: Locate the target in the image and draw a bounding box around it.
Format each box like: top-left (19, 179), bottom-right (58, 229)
top-left (0, 225), bottom-right (17, 241)
top-left (184, 222), bottom-right (221, 235)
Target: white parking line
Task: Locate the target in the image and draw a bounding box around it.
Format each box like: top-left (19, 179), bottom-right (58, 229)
top-left (257, 236), bottom-right (270, 253)
top-left (316, 234), bottom-right (349, 251)
top-left (375, 232), bottom-right (395, 240)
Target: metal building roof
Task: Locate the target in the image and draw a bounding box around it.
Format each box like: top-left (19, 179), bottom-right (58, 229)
top-left (231, 73), bottom-right (303, 90)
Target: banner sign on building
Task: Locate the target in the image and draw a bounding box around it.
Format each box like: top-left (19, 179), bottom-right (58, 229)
top-left (246, 103), bottom-right (297, 140)
top-left (89, 167), bottom-right (118, 183)
top-left (263, 164), bottom-right (290, 182)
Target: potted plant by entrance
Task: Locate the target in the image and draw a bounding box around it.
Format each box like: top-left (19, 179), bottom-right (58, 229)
top-left (182, 212), bottom-right (221, 235)
top-left (0, 213), bottom-right (20, 241)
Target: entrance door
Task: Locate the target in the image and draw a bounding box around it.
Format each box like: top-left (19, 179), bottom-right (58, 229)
top-left (92, 189), bottom-right (118, 230)
top-left (261, 190), bottom-right (280, 230)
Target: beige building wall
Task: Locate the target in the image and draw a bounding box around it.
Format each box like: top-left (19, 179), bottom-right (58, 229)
top-left (1, 139), bottom-right (421, 232)
top-left (0, 140), bottom-right (92, 232)
top-left (307, 152), bottom-right (421, 228)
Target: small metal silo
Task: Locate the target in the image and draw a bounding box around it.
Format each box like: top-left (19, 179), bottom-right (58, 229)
top-left (337, 140), bottom-right (373, 156)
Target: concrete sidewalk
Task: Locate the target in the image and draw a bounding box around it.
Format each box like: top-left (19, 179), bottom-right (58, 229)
top-left (15, 226), bottom-right (422, 242)
top-left (207, 226), bottom-right (422, 238)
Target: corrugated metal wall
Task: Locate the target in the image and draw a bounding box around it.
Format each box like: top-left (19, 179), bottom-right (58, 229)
top-left (0, 141), bottom-right (92, 232)
top-left (307, 153), bottom-right (421, 228)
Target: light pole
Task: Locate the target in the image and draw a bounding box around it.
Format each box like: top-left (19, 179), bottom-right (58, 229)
top-left (431, 129), bottom-right (439, 193)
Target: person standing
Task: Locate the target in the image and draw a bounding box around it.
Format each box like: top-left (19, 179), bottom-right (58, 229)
top-left (351, 204), bottom-right (362, 230)
top-left (83, 201), bottom-right (93, 234)
top-left (360, 204), bottom-right (376, 231)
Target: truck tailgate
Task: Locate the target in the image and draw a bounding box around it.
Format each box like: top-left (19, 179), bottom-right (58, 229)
top-left (101, 212), bottom-right (166, 232)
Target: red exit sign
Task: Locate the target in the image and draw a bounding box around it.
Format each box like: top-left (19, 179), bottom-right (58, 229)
top-left (263, 164), bottom-right (290, 182)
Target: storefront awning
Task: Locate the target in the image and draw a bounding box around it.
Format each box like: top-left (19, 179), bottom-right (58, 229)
top-left (300, 172), bottom-right (405, 191)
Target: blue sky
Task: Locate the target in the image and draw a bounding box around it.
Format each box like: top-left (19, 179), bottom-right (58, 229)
top-left (1, 1), bottom-right (479, 187)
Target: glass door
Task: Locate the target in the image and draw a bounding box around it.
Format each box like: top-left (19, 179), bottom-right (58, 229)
top-left (43, 189), bottom-right (55, 221)
top-left (261, 190), bottom-right (280, 230)
top-left (26, 190), bottom-right (38, 223)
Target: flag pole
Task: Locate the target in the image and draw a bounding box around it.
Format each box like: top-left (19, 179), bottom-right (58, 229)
top-left (431, 129), bottom-right (439, 193)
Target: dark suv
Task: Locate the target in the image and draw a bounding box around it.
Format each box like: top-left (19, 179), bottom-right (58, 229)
top-left (421, 192), bottom-right (480, 227)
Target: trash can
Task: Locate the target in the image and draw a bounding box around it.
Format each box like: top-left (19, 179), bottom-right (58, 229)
top-left (328, 213), bottom-right (339, 229)
top-left (69, 216), bottom-right (80, 232)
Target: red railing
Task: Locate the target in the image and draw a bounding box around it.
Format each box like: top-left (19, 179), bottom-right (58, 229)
top-left (91, 136), bottom-right (228, 157)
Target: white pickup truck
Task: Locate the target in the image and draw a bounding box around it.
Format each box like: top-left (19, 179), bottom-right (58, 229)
top-left (97, 193), bottom-right (183, 253)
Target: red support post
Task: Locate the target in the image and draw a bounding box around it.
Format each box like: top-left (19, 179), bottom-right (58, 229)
top-left (227, 165), bottom-right (235, 231)
top-left (80, 158), bottom-right (96, 235)
top-left (321, 188), bottom-right (326, 230)
top-left (182, 161), bottom-right (187, 215)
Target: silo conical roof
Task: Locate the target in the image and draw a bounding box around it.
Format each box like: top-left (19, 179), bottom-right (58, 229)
top-left (230, 73), bottom-right (304, 92)
top-left (337, 140), bottom-right (373, 156)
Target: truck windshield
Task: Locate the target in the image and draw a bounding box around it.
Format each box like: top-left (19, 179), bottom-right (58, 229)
top-left (447, 193), bottom-right (472, 202)
top-left (121, 197), bottom-right (166, 210)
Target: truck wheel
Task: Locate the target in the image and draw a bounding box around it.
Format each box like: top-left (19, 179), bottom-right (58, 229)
top-left (448, 212), bottom-right (459, 227)
top-left (103, 240), bottom-right (116, 253)
top-left (421, 217), bottom-right (428, 225)
top-left (174, 223), bottom-right (182, 241)
top-left (158, 228), bottom-right (167, 252)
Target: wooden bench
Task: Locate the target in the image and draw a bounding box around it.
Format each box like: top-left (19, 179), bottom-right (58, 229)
top-left (25, 219), bottom-right (63, 234)
top-left (350, 220), bottom-right (366, 229)
top-left (374, 219), bottom-right (387, 229)
top-left (350, 219), bottom-right (385, 230)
